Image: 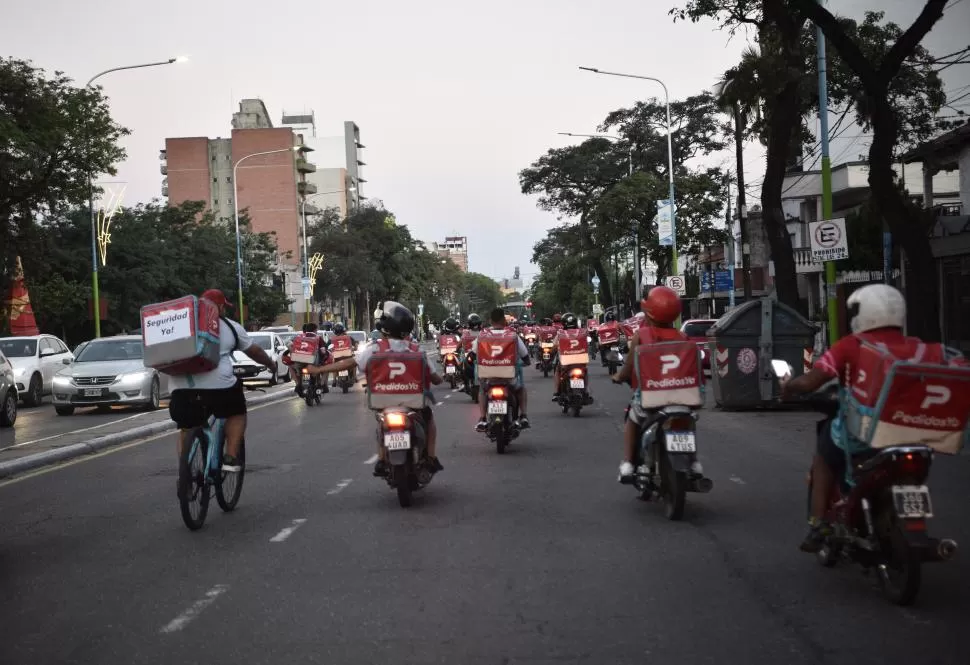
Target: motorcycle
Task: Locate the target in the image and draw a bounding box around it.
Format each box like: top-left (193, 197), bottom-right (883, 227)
top-left (619, 405), bottom-right (712, 520)
top-left (442, 351), bottom-right (460, 389)
top-left (588, 333), bottom-right (599, 360)
top-left (556, 365), bottom-right (594, 417)
top-left (301, 366), bottom-right (323, 406)
top-left (464, 350), bottom-right (479, 403)
top-left (484, 382), bottom-right (520, 454)
top-left (525, 334), bottom-right (538, 359)
top-left (604, 344), bottom-right (625, 375)
top-left (335, 368), bottom-right (353, 393)
top-left (537, 342), bottom-right (556, 377)
top-left (378, 407), bottom-right (434, 508)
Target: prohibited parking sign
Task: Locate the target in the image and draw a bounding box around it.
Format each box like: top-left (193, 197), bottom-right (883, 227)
top-left (665, 275), bottom-right (686, 295)
top-left (808, 218), bottom-right (849, 262)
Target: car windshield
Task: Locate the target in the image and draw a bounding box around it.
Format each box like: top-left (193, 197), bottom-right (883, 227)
top-left (250, 335), bottom-right (273, 350)
top-left (349, 331), bottom-right (366, 344)
top-left (0, 339), bottom-right (37, 357)
top-left (683, 321), bottom-right (716, 338)
top-left (278, 333), bottom-right (297, 345)
top-left (75, 340), bottom-right (144, 362)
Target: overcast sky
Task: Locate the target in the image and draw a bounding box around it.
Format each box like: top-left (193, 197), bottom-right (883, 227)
top-left (4, 0), bottom-right (968, 285)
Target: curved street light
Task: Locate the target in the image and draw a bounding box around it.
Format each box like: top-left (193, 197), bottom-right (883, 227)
top-left (231, 146), bottom-right (301, 322)
top-left (85, 56), bottom-right (187, 337)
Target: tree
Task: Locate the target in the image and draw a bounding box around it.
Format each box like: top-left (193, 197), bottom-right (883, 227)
top-left (0, 57), bottom-right (129, 298)
top-left (461, 272), bottom-right (503, 317)
top-left (793, 0), bottom-right (949, 339)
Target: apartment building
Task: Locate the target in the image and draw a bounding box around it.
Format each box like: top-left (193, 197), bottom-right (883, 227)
top-left (433, 236), bottom-right (469, 272)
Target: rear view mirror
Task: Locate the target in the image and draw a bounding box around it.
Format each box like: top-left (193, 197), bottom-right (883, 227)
top-left (62, 358), bottom-right (72, 365)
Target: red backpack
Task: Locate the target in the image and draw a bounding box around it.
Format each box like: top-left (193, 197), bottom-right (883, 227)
top-left (365, 339), bottom-right (430, 410)
top-left (290, 333), bottom-right (321, 364)
top-left (476, 328), bottom-right (518, 380)
top-left (557, 329), bottom-right (589, 366)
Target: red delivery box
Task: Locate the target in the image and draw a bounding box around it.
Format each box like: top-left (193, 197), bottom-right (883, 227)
top-left (290, 333), bottom-right (321, 364)
top-left (635, 340), bottom-right (703, 409)
top-left (141, 296), bottom-right (221, 375)
top-left (366, 349), bottom-right (430, 410)
top-left (477, 329), bottom-right (518, 379)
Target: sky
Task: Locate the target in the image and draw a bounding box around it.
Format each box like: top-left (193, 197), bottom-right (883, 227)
top-left (3, 0), bottom-right (968, 287)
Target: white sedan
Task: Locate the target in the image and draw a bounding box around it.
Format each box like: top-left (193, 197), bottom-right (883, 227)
top-left (230, 332), bottom-right (290, 385)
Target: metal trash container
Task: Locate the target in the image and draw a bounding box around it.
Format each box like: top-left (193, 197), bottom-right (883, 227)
top-left (707, 298), bottom-right (818, 409)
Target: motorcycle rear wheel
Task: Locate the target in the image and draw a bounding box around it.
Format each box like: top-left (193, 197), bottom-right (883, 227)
top-left (394, 464), bottom-right (412, 508)
top-left (878, 523), bottom-right (922, 606)
top-left (660, 452), bottom-right (686, 521)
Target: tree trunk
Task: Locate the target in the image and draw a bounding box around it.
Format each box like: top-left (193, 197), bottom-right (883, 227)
top-left (867, 97), bottom-right (941, 341)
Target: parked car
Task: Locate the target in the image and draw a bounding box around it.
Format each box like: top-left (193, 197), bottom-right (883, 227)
top-left (52, 335), bottom-right (171, 415)
top-left (230, 332), bottom-right (290, 385)
top-left (680, 319), bottom-right (718, 370)
top-left (347, 330), bottom-right (367, 349)
top-left (0, 349), bottom-right (18, 427)
top-left (0, 335), bottom-right (74, 406)
top-left (261, 325), bottom-right (294, 334)
top-left (277, 331), bottom-right (298, 348)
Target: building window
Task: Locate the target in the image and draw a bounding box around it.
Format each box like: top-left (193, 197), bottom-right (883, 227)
top-left (213, 177), bottom-right (218, 183)
top-left (226, 177), bottom-right (232, 183)
top-left (227, 198), bottom-right (233, 204)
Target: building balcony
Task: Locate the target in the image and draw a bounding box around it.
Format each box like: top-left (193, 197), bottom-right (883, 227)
top-left (161, 183), bottom-right (168, 197)
top-left (296, 158), bottom-right (316, 174)
top-left (298, 181), bottom-right (317, 196)
top-left (794, 247), bottom-right (823, 273)
top-left (160, 164), bottom-right (167, 175)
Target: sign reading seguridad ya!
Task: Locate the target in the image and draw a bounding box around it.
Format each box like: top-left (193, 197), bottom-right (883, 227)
top-left (143, 307), bottom-right (192, 346)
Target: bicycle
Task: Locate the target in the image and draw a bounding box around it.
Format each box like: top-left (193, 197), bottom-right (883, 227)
top-left (177, 389), bottom-right (262, 530)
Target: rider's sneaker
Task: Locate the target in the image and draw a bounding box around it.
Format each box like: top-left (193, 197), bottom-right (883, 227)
top-left (690, 461), bottom-right (704, 476)
top-left (424, 456), bottom-right (444, 473)
top-left (551, 393), bottom-right (561, 401)
top-left (617, 461), bottom-right (635, 482)
top-left (373, 460), bottom-right (389, 477)
top-left (475, 419), bottom-right (487, 432)
top-left (222, 455), bottom-right (242, 473)
top-left (516, 415), bottom-right (530, 429)
top-left (800, 518), bottom-right (831, 553)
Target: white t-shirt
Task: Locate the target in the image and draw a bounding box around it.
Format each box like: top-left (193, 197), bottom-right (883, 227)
top-left (356, 338), bottom-right (435, 376)
top-left (170, 318), bottom-right (254, 391)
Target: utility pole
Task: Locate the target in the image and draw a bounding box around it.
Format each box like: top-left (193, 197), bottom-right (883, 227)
top-left (732, 102), bottom-right (753, 300)
top-left (817, 2), bottom-right (839, 345)
top-left (725, 175), bottom-right (736, 308)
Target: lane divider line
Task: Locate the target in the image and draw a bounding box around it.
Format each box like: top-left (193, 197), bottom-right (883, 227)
top-left (269, 518), bottom-right (308, 543)
top-left (729, 475), bottom-right (746, 485)
top-left (327, 478), bottom-right (353, 495)
top-left (1, 411), bottom-right (151, 451)
top-left (160, 584), bottom-right (229, 633)
top-left (364, 454), bottom-right (378, 465)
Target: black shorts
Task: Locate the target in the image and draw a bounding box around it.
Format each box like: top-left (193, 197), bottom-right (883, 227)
top-left (816, 417), bottom-right (848, 481)
top-left (169, 381), bottom-right (247, 429)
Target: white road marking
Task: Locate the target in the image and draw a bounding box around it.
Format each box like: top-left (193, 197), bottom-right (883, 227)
top-left (160, 584), bottom-right (229, 633)
top-left (435, 401), bottom-right (443, 406)
top-left (444, 394), bottom-right (452, 399)
top-left (364, 454), bottom-right (378, 465)
top-left (729, 475), bottom-right (746, 485)
top-left (327, 478), bottom-right (354, 495)
top-left (1, 411), bottom-right (151, 451)
top-left (269, 518), bottom-right (308, 543)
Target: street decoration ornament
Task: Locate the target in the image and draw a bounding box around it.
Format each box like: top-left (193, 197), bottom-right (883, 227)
top-left (97, 183), bottom-right (126, 266)
top-left (4, 256), bottom-right (40, 336)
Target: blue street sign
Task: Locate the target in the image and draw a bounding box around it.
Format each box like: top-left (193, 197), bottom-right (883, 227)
top-left (701, 270), bottom-right (734, 293)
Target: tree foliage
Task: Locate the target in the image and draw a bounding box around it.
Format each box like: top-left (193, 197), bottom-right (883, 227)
top-left (0, 57), bottom-right (129, 299)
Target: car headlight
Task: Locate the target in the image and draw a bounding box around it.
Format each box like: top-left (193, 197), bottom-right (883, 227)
top-left (114, 371), bottom-right (152, 387)
top-left (53, 374), bottom-right (73, 387)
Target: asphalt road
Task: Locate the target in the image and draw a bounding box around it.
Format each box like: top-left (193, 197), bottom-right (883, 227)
top-left (2, 363), bottom-right (968, 665)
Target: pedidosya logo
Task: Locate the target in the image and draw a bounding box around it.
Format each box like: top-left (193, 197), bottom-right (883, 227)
top-left (890, 410), bottom-right (960, 429)
top-left (374, 381), bottom-right (421, 392)
top-left (646, 375), bottom-right (698, 389)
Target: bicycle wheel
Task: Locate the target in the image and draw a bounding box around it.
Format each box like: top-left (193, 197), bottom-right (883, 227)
top-left (216, 437), bottom-right (246, 512)
top-left (178, 428), bottom-right (210, 530)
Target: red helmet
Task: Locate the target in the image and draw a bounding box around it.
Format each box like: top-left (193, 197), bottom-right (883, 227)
top-left (642, 286), bottom-right (681, 324)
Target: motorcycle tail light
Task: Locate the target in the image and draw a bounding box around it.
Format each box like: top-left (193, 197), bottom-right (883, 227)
top-left (445, 353), bottom-right (455, 362)
top-left (302, 367), bottom-right (309, 375)
top-left (665, 416), bottom-right (693, 431)
top-left (489, 386), bottom-right (507, 399)
top-left (569, 368), bottom-right (584, 378)
top-left (896, 451), bottom-right (930, 480)
top-left (384, 412), bottom-right (408, 429)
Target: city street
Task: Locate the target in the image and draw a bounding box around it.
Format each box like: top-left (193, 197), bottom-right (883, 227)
top-left (2, 364), bottom-right (969, 665)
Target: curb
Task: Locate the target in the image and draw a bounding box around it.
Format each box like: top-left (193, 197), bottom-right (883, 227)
top-left (0, 389), bottom-right (294, 480)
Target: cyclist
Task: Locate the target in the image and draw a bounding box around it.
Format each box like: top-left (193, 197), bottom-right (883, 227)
top-left (168, 289), bottom-right (275, 473)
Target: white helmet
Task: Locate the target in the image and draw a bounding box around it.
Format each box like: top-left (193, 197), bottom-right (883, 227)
top-left (847, 284), bottom-right (906, 333)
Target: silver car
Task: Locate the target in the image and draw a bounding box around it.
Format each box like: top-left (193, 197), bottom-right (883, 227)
top-left (52, 335), bottom-right (171, 415)
top-left (0, 349), bottom-right (17, 427)
top-left (0, 335), bottom-right (74, 406)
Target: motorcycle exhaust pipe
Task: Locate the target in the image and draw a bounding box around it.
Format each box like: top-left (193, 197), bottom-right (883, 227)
top-left (688, 477), bottom-right (714, 493)
top-left (938, 539), bottom-right (958, 561)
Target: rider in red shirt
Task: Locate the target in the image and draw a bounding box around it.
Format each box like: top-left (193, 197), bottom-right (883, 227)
top-left (612, 286), bottom-right (688, 479)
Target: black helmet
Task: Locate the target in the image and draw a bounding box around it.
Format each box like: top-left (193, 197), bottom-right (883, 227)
top-left (604, 311), bottom-right (616, 322)
top-left (302, 322), bottom-right (318, 334)
top-left (562, 312), bottom-right (579, 330)
top-left (540, 317), bottom-right (552, 326)
top-left (443, 317), bottom-right (459, 333)
top-left (467, 313), bottom-right (482, 330)
top-left (332, 323), bottom-right (346, 335)
top-left (377, 301), bottom-right (415, 339)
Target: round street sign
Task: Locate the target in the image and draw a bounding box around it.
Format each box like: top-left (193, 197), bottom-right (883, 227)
top-left (814, 221), bottom-right (842, 248)
top-left (664, 275), bottom-right (686, 295)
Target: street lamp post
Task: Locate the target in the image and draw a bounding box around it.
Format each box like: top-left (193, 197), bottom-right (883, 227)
top-left (579, 67), bottom-right (679, 280)
top-left (232, 146), bottom-right (301, 324)
top-left (558, 131), bottom-right (640, 299)
top-left (299, 187), bottom-right (355, 323)
top-left (86, 56), bottom-right (186, 337)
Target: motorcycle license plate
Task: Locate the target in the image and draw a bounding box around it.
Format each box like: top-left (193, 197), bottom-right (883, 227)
top-left (543, 353), bottom-right (550, 360)
top-left (569, 379), bottom-right (585, 389)
top-left (488, 400), bottom-right (508, 415)
top-left (446, 365), bottom-right (456, 374)
top-left (891, 485), bottom-right (933, 519)
top-left (384, 431), bottom-right (411, 450)
top-left (665, 431), bottom-right (696, 453)
top-left (338, 370), bottom-right (349, 377)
